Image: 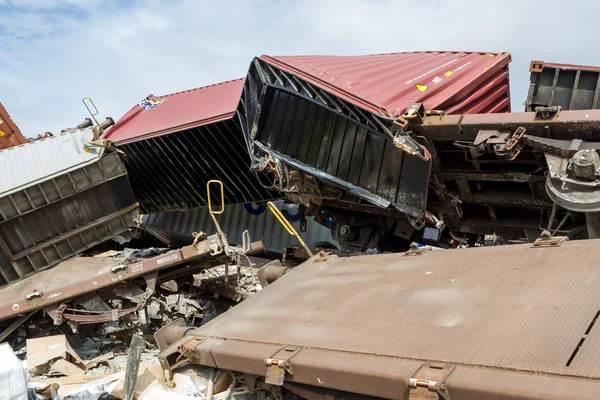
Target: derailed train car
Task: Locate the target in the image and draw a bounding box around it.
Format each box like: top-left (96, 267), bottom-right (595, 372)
top-left (237, 51), bottom-right (514, 250)
top-left (0, 226), bottom-right (263, 342)
top-left (0, 169), bottom-right (266, 344)
top-left (144, 54), bottom-right (600, 399)
top-left (0, 120), bottom-right (139, 288)
top-left (155, 233), bottom-right (600, 400)
top-left (238, 52), bottom-right (600, 251)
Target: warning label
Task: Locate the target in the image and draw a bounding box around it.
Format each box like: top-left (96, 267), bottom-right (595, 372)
top-left (405, 58), bottom-right (459, 84)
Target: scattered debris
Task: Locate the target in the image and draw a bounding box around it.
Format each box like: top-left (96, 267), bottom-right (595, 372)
top-left (83, 351), bottom-right (114, 370)
top-left (11, 52), bottom-right (600, 400)
top-left (27, 335), bottom-right (87, 377)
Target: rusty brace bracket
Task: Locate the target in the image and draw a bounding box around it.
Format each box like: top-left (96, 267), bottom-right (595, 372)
top-left (265, 347), bottom-right (302, 386)
top-left (136, 271), bottom-right (158, 309)
top-left (535, 105), bottom-right (561, 120)
top-left (404, 242), bottom-right (431, 256)
top-left (532, 230), bottom-right (568, 248)
top-left (408, 363), bottom-right (455, 400)
top-left (157, 335), bottom-right (205, 388)
top-left (499, 126), bottom-right (526, 160)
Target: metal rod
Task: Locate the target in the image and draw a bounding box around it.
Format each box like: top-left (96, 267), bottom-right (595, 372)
top-left (552, 213), bottom-right (571, 236)
top-left (0, 312), bottom-right (34, 342)
top-left (219, 374), bottom-right (239, 399)
top-left (586, 212), bottom-right (600, 239)
top-left (267, 201), bottom-right (314, 257)
top-left (411, 108), bottom-right (600, 141)
top-left (547, 203), bottom-right (558, 231)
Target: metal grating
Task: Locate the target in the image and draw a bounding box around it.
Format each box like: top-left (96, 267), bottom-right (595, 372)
top-left (119, 118), bottom-right (277, 214)
top-left (195, 238), bottom-right (600, 379)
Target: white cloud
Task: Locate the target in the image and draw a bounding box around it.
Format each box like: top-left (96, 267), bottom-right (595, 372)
top-left (1, 0), bottom-right (599, 137)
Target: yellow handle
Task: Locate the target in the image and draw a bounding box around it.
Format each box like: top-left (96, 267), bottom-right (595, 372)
top-left (207, 180), bottom-right (225, 215)
top-left (267, 202), bottom-right (313, 257)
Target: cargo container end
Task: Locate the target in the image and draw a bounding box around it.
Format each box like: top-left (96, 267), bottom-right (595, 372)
top-left (103, 79), bottom-right (278, 214)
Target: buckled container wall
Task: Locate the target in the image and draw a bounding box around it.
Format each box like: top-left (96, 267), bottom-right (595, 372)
top-left (0, 128), bottom-right (139, 288)
top-left (527, 60), bottom-right (600, 111)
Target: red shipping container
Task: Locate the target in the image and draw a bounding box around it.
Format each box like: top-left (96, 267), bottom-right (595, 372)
top-left (0, 102), bottom-right (26, 150)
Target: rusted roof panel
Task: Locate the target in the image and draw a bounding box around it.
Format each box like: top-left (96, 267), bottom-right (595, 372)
top-left (103, 78), bottom-right (245, 144)
top-left (0, 101), bottom-right (27, 149)
top-left (261, 51), bottom-right (512, 117)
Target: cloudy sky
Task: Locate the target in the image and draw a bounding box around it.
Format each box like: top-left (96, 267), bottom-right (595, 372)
top-left (1, 0), bottom-right (599, 137)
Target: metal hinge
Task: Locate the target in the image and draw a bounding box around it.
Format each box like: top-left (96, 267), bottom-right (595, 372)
top-left (264, 347), bottom-right (301, 386)
top-left (404, 242), bottom-right (431, 256)
top-left (532, 230), bottom-right (568, 248)
top-left (408, 363), bottom-right (455, 400)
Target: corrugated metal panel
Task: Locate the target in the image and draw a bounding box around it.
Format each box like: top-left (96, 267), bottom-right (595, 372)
top-left (0, 147), bottom-right (139, 288)
top-left (238, 51), bottom-right (511, 218)
top-left (526, 60), bottom-right (600, 111)
top-left (0, 128), bottom-right (103, 196)
top-left (257, 88), bottom-right (430, 216)
top-left (238, 56), bottom-right (433, 216)
top-left (103, 79), bottom-right (245, 144)
top-left (143, 201), bottom-right (338, 253)
top-left (118, 118), bottom-right (276, 214)
top-left (262, 51), bottom-right (512, 117)
top-left (0, 101), bottom-right (27, 150)
top-left (103, 79), bottom-right (276, 214)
